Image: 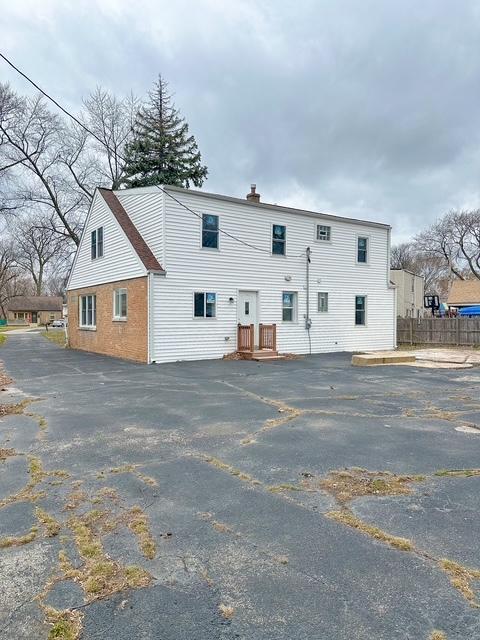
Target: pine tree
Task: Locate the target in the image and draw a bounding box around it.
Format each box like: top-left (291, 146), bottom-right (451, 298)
top-left (123, 76), bottom-right (208, 188)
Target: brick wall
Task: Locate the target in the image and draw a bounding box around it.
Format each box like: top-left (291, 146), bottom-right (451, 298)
top-left (67, 277), bottom-right (148, 363)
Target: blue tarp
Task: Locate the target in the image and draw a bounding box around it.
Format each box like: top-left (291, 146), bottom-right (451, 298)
top-left (459, 305), bottom-right (480, 316)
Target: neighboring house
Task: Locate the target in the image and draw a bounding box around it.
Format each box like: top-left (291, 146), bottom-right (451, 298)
top-left (6, 296), bottom-right (63, 326)
top-left (390, 269), bottom-right (425, 318)
top-left (447, 279), bottom-right (480, 309)
top-left (67, 185), bottom-right (396, 363)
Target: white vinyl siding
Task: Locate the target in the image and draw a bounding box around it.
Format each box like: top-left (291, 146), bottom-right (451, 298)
top-left (149, 190), bottom-right (395, 363)
top-left (68, 192), bottom-right (146, 289)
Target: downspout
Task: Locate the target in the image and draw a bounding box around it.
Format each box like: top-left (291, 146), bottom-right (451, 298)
top-left (305, 247), bottom-right (312, 354)
top-left (147, 272), bottom-right (153, 363)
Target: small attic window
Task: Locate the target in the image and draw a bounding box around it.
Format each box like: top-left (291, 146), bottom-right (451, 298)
top-left (91, 227), bottom-right (104, 260)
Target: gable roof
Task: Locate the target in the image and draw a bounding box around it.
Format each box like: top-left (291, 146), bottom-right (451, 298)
top-left (7, 296), bottom-right (63, 312)
top-left (122, 184), bottom-right (391, 231)
top-left (447, 279), bottom-right (480, 305)
top-left (98, 188), bottom-right (164, 273)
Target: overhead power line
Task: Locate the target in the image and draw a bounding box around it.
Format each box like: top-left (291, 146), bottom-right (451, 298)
top-left (0, 52), bottom-right (271, 254)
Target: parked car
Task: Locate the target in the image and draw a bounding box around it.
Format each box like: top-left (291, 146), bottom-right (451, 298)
top-left (51, 319), bottom-right (65, 328)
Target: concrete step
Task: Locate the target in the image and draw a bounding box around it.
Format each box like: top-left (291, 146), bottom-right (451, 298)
top-left (352, 352), bottom-right (416, 366)
top-left (237, 350), bottom-right (280, 361)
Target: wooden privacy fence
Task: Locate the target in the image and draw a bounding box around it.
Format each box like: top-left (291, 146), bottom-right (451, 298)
top-left (397, 317), bottom-right (480, 346)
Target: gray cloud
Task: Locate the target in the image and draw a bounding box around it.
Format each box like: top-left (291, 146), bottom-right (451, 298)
top-left (3, 0), bottom-right (480, 241)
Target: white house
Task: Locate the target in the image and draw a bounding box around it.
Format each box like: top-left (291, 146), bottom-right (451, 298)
top-left (67, 184), bottom-right (396, 363)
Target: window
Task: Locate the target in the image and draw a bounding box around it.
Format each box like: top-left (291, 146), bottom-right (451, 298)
top-left (113, 288), bottom-right (127, 320)
top-left (272, 225), bottom-right (286, 255)
top-left (202, 214), bottom-right (219, 249)
top-left (49, 314), bottom-right (55, 321)
top-left (318, 292), bottom-right (329, 313)
top-left (80, 295), bottom-right (96, 328)
top-left (355, 296), bottom-right (366, 326)
top-left (316, 225), bottom-right (331, 242)
top-left (282, 292), bottom-right (296, 322)
top-left (357, 236), bottom-right (368, 263)
top-left (194, 292), bottom-right (216, 318)
top-left (91, 227), bottom-right (104, 260)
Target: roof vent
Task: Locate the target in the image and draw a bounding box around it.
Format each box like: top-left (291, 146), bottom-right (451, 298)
top-left (246, 184), bottom-right (260, 203)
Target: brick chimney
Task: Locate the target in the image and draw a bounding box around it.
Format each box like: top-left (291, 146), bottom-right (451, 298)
top-left (246, 184), bottom-right (260, 203)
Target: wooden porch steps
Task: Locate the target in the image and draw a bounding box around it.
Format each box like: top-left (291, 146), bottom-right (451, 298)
top-left (238, 349), bottom-right (284, 361)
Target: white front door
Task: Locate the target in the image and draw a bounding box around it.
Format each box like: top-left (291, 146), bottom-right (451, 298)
top-left (238, 290), bottom-right (258, 344)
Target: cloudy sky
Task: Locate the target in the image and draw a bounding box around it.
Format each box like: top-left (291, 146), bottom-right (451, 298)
top-left (3, 0), bottom-right (480, 241)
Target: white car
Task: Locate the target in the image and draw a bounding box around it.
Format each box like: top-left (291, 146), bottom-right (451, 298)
top-left (51, 319), bottom-right (65, 328)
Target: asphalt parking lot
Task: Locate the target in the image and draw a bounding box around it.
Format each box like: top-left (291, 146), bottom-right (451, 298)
top-left (1, 333), bottom-right (480, 639)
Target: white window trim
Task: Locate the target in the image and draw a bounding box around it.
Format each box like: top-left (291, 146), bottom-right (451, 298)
top-left (318, 292), bottom-right (329, 313)
top-left (193, 291), bottom-right (217, 319)
top-left (282, 291), bottom-right (298, 323)
top-left (79, 294), bottom-right (97, 330)
top-left (356, 234), bottom-right (370, 266)
top-left (113, 288), bottom-right (128, 321)
top-left (272, 224), bottom-right (287, 257)
top-left (200, 214), bottom-right (220, 251)
top-left (314, 223), bottom-right (332, 244)
top-left (354, 294), bottom-right (367, 327)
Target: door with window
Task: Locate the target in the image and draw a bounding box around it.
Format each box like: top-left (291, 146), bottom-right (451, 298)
top-left (31, 312), bottom-right (38, 324)
top-left (237, 291), bottom-right (258, 345)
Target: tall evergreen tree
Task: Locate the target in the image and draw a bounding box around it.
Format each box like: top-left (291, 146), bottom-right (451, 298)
top-left (123, 76), bottom-right (208, 188)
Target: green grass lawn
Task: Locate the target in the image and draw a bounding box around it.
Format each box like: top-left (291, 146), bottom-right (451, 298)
top-left (0, 334), bottom-right (6, 346)
top-left (41, 330), bottom-right (67, 348)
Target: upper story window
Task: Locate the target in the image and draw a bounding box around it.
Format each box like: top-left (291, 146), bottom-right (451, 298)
top-left (80, 294), bottom-right (96, 328)
top-left (113, 288), bottom-right (127, 320)
top-left (282, 291), bottom-right (297, 322)
top-left (202, 214), bottom-right (219, 249)
top-left (318, 292), bottom-right (329, 313)
top-left (194, 292), bottom-right (216, 318)
top-left (272, 225), bottom-right (286, 255)
top-left (91, 227), bottom-right (104, 260)
top-left (357, 236), bottom-right (368, 264)
top-left (316, 224), bottom-right (331, 242)
top-left (355, 295), bottom-right (366, 326)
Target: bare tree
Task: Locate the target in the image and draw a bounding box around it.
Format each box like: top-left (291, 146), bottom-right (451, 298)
top-left (390, 243), bottom-right (417, 271)
top-left (12, 214), bottom-right (70, 295)
top-left (391, 241), bottom-right (449, 294)
top-left (82, 87), bottom-right (137, 188)
top-left (414, 210), bottom-right (480, 281)
top-left (0, 240), bottom-right (22, 318)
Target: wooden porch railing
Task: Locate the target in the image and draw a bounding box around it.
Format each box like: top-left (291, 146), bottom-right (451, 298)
top-left (259, 323), bottom-right (276, 351)
top-left (237, 323), bottom-right (254, 352)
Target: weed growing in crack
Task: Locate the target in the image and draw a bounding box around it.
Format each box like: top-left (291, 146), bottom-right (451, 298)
top-left (326, 510), bottom-right (414, 551)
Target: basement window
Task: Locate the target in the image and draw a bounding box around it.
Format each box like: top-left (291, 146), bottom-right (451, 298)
top-left (194, 292), bottom-right (216, 318)
top-left (113, 288), bottom-right (127, 320)
top-left (80, 294), bottom-right (96, 328)
top-left (91, 227), bottom-right (104, 260)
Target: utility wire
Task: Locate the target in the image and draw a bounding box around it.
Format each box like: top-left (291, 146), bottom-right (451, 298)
top-left (0, 52), bottom-right (271, 254)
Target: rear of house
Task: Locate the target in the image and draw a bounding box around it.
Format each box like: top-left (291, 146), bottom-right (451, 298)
top-left (390, 269), bottom-right (425, 318)
top-left (67, 185), bottom-right (396, 363)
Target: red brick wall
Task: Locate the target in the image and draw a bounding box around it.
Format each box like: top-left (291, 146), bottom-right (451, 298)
top-left (67, 277), bottom-right (148, 363)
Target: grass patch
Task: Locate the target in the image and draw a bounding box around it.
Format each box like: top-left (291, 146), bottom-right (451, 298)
top-left (218, 603), bottom-right (235, 619)
top-left (203, 456), bottom-right (261, 485)
top-left (45, 607), bottom-right (83, 640)
top-left (36, 508), bottom-right (61, 537)
top-left (0, 526), bottom-right (38, 548)
top-left (41, 330), bottom-right (66, 347)
top-left (0, 398), bottom-right (32, 417)
top-left (326, 510), bottom-right (414, 551)
top-left (268, 483), bottom-right (304, 493)
top-left (126, 506), bottom-right (156, 559)
top-left (439, 558), bottom-right (480, 606)
top-left (429, 631), bottom-right (447, 640)
top-left (435, 469), bottom-right (480, 478)
top-left (314, 467), bottom-right (425, 504)
top-left (0, 334), bottom-right (6, 346)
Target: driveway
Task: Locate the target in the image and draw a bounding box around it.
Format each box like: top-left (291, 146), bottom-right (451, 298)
top-left (0, 333), bottom-right (479, 640)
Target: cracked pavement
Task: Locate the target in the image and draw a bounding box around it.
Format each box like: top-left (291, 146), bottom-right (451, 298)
top-left (0, 333), bottom-right (480, 639)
